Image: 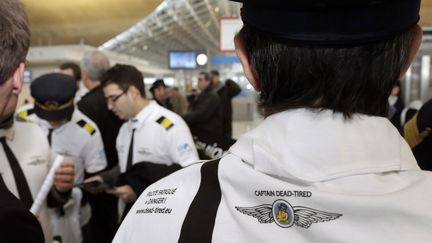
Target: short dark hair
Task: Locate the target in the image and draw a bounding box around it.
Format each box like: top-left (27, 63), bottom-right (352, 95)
top-left (0, 0), bottom-right (30, 84)
top-left (101, 64), bottom-right (145, 97)
top-left (199, 72), bottom-right (211, 82)
top-left (150, 79), bottom-right (167, 94)
top-left (238, 25), bottom-right (416, 118)
top-left (210, 70), bottom-right (220, 77)
top-left (59, 62), bottom-right (82, 82)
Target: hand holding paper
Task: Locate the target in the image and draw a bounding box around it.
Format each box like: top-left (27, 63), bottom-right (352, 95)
top-left (30, 156), bottom-right (75, 215)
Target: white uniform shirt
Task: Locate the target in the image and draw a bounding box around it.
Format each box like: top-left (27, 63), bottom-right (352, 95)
top-left (117, 101), bottom-right (198, 173)
top-left (16, 104), bottom-right (107, 183)
top-left (114, 109), bottom-right (432, 243)
top-left (49, 119), bottom-right (107, 183)
top-left (0, 121), bottom-right (52, 243)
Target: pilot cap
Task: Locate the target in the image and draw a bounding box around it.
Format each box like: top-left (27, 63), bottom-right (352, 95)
top-left (230, 0), bottom-right (421, 45)
top-left (31, 73), bottom-right (77, 121)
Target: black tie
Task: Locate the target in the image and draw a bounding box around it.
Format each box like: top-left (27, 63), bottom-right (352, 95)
top-left (0, 175), bottom-right (6, 188)
top-left (47, 128), bottom-right (54, 146)
top-left (126, 129), bottom-right (136, 171)
top-left (0, 137), bottom-right (33, 209)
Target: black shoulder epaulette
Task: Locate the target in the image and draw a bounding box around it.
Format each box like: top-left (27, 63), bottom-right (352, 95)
top-left (156, 116), bottom-right (174, 130)
top-left (76, 119), bottom-right (96, 135)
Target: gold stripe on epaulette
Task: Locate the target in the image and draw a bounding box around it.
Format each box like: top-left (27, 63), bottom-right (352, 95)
top-left (84, 123), bottom-right (96, 135)
top-left (77, 120), bottom-right (96, 135)
top-left (156, 116), bottom-right (174, 130)
top-left (17, 110), bottom-right (28, 118)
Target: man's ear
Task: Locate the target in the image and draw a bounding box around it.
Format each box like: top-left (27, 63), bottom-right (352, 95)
top-left (400, 25), bottom-right (423, 78)
top-left (81, 70), bottom-right (88, 81)
top-left (11, 63), bottom-right (25, 95)
top-left (128, 86), bottom-right (141, 99)
top-left (235, 34), bottom-right (261, 91)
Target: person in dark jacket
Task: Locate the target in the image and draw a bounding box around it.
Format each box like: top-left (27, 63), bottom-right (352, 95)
top-left (183, 72), bottom-right (223, 159)
top-left (210, 70), bottom-right (241, 140)
top-left (77, 51), bottom-right (123, 243)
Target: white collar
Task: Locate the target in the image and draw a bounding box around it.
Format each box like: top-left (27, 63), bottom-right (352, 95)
top-left (229, 109), bottom-right (419, 183)
top-left (0, 124), bottom-right (15, 141)
top-left (127, 100), bottom-right (158, 131)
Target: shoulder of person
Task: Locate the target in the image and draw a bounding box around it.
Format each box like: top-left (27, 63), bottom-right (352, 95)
top-left (15, 104), bottom-right (37, 122)
top-left (153, 106), bottom-right (188, 132)
top-left (210, 89), bottom-right (221, 98)
top-left (14, 120), bottom-right (46, 138)
top-left (78, 87), bottom-right (105, 107)
top-left (72, 110), bottom-right (100, 135)
top-left (115, 161), bottom-right (208, 241)
top-left (133, 159), bottom-right (220, 210)
top-left (72, 119), bottom-right (98, 137)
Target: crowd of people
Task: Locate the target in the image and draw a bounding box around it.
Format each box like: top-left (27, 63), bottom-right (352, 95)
top-left (1, 1), bottom-right (241, 239)
top-left (0, 0), bottom-right (431, 243)
top-left (12, 51), bottom-right (241, 242)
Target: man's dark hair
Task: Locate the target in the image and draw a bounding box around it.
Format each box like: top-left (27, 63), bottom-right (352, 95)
top-left (0, 0), bottom-right (30, 84)
top-left (199, 72), bottom-right (211, 82)
top-left (238, 25), bottom-right (416, 118)
top-left (210, 70), bottom-right (220, 77)
top-left (101, 64), bottom-right (145, 97)
top-left (59, 62), bottom-right (82, 82)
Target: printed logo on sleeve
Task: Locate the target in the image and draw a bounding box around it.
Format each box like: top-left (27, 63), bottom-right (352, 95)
top-left (177, 143), bottom-right (192, 156)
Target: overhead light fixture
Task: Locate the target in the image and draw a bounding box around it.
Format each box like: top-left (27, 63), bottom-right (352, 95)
top-left (196, 53), bottom-right (208, 66)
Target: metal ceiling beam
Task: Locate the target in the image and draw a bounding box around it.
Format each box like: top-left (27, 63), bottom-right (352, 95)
top-left (182, 0), bottom-right (219, 48)
top-left (204, 0), bottom-right (220, 31)
top-left (166, 7), bottom-right (212, 50)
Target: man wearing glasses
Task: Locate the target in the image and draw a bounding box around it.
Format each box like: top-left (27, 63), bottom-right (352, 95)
top-left (102, 64), bottom-right (199, 219)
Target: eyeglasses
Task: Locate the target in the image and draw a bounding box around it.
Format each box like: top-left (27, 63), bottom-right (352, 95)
top-left (106, 89), bottom-right (127, 104)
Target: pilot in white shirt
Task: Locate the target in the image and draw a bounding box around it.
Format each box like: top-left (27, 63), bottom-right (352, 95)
top-left (0, 119), bottom-right (53, 243)
top-left (116, 100), bottom-right (199, 174)
top-left (30, 73), bottom-right (107, 243)
top-left (101, 64), bottom-right (199, 218)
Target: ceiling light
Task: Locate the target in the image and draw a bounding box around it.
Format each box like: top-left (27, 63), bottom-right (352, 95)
top-left (196, 53), bottom-right (208, 66)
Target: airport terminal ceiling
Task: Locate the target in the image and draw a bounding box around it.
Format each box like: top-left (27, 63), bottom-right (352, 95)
top-left (24, 0), bottom-right (432, 69)
top-left (23, 0), bottom-right (163, 46)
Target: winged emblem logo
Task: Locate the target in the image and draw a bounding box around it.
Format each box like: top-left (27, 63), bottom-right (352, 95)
top-left (235, 199), bottom-right (342, 229)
